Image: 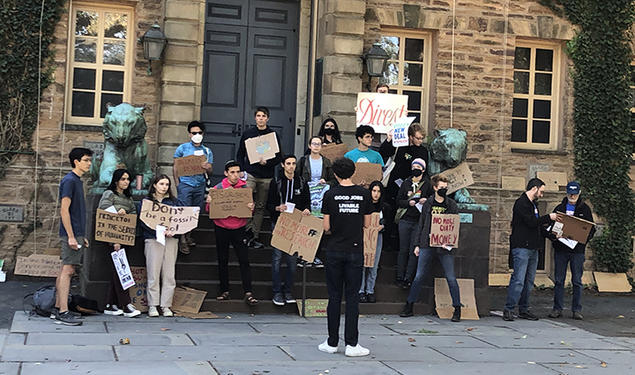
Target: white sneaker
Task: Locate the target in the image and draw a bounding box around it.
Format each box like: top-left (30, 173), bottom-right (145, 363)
top-left (123, 304), bottom-right (141, 318)
top-left (318, 339), bottom-right (338, 354)
top-left (162, 307), bottom-right (174, 317)
top-left (345, 344), bottom-right (370, 357)
top-left (104, 304), bottom-right (124, 316)
top-left (148, 306), bottom-right (159, 317)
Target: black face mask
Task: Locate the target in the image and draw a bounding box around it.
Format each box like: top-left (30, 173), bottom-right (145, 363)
top-left (411, 169), bottom-right (423, 177)
top-left (437, 188), bottom-right (448, 197)
top-left (324, 128), bottom-right (336, 136)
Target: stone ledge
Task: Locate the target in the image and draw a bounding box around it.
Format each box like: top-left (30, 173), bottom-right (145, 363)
top-left (511, 148), bottom-right (569, 156)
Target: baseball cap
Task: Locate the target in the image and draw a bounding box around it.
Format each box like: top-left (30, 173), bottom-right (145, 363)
top-left (566, 181), bottom-right (580, 195)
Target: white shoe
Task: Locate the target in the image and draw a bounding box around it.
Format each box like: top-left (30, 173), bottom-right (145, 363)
top-left (123, 304), bottom-right (141, 318)
top-left (345, 344), bottom-right (370, 357)
top-left (162, 307), bottom-right (174, 317)
top-left (104, 304), bottom-right (124, 316)
top-left (148, 306), bottom-right (159, 317)
top-left (318, 339), bottom-right (338, 354)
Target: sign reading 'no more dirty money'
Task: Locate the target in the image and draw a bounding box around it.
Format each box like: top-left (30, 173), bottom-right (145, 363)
top-left (429, 214), bottom-right (460, 248)
top-left (94, 209), bottom-right (137, 246)
top-left (140, 199), bottom-right (200, 234)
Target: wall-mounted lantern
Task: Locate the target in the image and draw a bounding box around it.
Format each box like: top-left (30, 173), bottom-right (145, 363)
top-left (364, 43), bottom-right (389, 77)
top-left (140, 23), bottom-right (167, 75)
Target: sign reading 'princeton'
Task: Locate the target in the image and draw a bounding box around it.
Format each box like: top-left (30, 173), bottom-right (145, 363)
top-left (94, 209), bottom-right (137, 246)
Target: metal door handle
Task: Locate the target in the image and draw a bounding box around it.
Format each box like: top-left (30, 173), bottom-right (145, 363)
top-left (232, 124), bottom-right (243, 136)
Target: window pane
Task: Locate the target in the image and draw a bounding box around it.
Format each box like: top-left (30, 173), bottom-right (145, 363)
top-left (100, 93), bottom-right (123, 118)
top-left (407, 112), bottom-right (420, 124)
top-left (383, 62), bottom-right (399, 86)
top-left (75, 11), bottom-right (98, 36)
top-left (535, 49), bottom-right (553, 72)
top-left (74, 38), bottom-right (96, 63)
top-left (379, 36), bottom-right (399, 60)
top-left (514, 47), bottom-right (530, 70)
top-left (532, 120), bottom-right (550, 143)
top-left (404, 63), bottom-right (422, 86)
top-left (105, 13), bottom-right (127, 39)
top-left (405, 38), bottom-right (423, 62)
top-left (73, 68), bottom-right (96, 90)
top-left (72, 91), bottom-right (95, 117)
top-left (104, 41), bottom-right (126, 65)
top-left (512, 98), bottom-right (528, 118)
top-left (533, 99), bottom-right (551, 119)
top-left (511, 119), bottom-right (527, 142)
top-left (535, 73), bottom-right (552, 95)
top-left (514, 71), bottom-right (529, 94)
top-left (404, 90), bottom-right (422, 111)
top-left (102, 70), bottom-right (124, 92)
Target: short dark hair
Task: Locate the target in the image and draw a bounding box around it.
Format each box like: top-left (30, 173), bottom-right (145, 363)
top-left (107, 169), bottom-right (133, 198)
top-left (431, 175), bottom-right (449, 187)
top-left (526, 178), bottom-right (545, 191)
top-left (224, 160), bottom-right (241, 171)
top-left (309, 135), bottom-right (322, 144)
top-left (355, 125), bottom-right (375, 143)
top-left (187, 121), bottom-right (203, 132)
top-left (281, 154), bottom-right (296, 164)
top-left (332, 157), bottom-right (355, 179)
top-left (376, 83), bottom-right (389, 91)
top-left (254, 106), bottom-right (270, 117)
top-left (68, 147), bottom-right (93, 168)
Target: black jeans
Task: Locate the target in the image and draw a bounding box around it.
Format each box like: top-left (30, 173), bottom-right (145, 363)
top-left (325, 250), bottom-right (363, 347)
top-left (106, 251), bottom-right (131, 307)
top-left (215, 225), bottom-right (253, 294)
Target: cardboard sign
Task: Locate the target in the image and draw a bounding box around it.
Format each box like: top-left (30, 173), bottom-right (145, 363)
top-left (172, 286), bottom-right (207, 314)
top-left (435, 278), bottom-right (479, 320)
top-left (488, 273), bottom-right (511, 286)
top-left (537, 171), bottom-right (568, 192)
top-left (208, 188), bottom-right (253, 219)
top-left (435, 162), bottom-right (474, 194)
top-left (429, 214), bottom-right (460, 248)
top-left (270, 209), bottom-right (324, 263)
top-left (297, 299), bottom-right (328, 317)
top-left (128, 267), bottom-right (148, 312)
top-left (392, 116), bottom-right (416, 147)
top-left (175, 311), bottom-right (219, 319)
top-left (501, 176), bottom-right (526, 191)
top-left (139, 199), bottom-right (200, 234)
top-left (552, 212), bottom-right (594, 244)
top-left (363, 212), bottom-right (381, 267)
top-left (351, 162), bottom-right (383, 186)
top-left (593, 272), bottom-right (632, 292)
top-left (111, 248), bottom-right (135, 290)
top-left (245, 132), bottom-right (279, 164)
top-left (174, 155), bottom-right (207, 177)
top-left (308, 182), bottom-right (330, 218)
top-left (356, 92), bottom-right (408, 133)
top-left (94, 209), bottom-right (137, 246)
top-left (320, 143), bottom-right (349, 162)
top-left (14, 254), bottom-right (61, 277)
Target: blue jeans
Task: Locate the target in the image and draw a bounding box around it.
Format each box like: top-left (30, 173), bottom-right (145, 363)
top-left (325, 250), bottom-right (363, 347)
top-left (177, 183), bottom-right (205, 208)
top-left (397, 220), bottom-right (418, 282)
top-left (360, 233), bottom-right (382, 294)
top-left (505, 248), bottom-right (538, 312)
top-left (553, 251), bottom-right (584, 312)
top-left (407, 247), bottom-right (461, 307)
top-left (271, 249), bottom-right (296, 294)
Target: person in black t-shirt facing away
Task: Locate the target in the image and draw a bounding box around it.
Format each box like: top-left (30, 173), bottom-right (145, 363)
top-left (318, 158), bottom-right (373, 357)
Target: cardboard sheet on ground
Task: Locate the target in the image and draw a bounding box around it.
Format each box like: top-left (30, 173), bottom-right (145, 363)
top-left (435, 278), bottom-right (479, 320)
top-left (435, 162), bottom-right (474, 194)
top-left (537, 171), bottom-right (568, 192)
top-left (173, 155), bottom-right (207, 177)
top-left (429, 214), bottom-right (460, 248)
top-left (488, 273), bottom-right (511, 286)
top-left (320, 143), bottom-right (349, 162)
top-left (172, 286), bottom-right (207, 313)
top-left (308, 182), bottom-right (330, 218)
top-left (94, 209), bottom-right (137, 246)
top-left (392, 116), bottom-right (416, 147)
top-left (245, 132), bottom-right (279, 164)
top-left (297, 299), bottom-right (328, 317)
top-left (270, 209), bottom-right (323, 263)
top-left (593, 272), bottom-right (632, 292)
top-left (363, 212), bottom-right (381, 267)
top-left (128, 267), bottom-right (148, 312)
top-left (351, 162), bottom-right (383, 186)
top-left (140, 199), bottom-right (200, 234)
top-left (356, 92), bottom-right (408, 133)
top-left (551, 212), bottom-right (594, 244)
top-left (175, 311), bottom-right (219, 319)
top-left (14, 254), bottom-right (62, 277)
top-left (534, 274), bottom-right (554, 288)
top-left (111, 248), bottom-right (135, 290)
top-left (208, 188), bottom-right (253, 219)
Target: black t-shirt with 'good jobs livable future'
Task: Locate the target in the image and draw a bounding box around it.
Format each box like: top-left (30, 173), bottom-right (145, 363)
top-left (321, 184), bottom-right (372, 252)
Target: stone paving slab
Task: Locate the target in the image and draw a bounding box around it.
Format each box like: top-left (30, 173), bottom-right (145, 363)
top-left (544, 363), bottom-right (634, 374)
top-left (250, 322), bottom-right (395, 335)
top-left (115, 345), bottom-right (291, 362)
top-left (602, 337), bottom-right (635, 349)
top-left (20, 361), bottom-right (217, 375)
top-left (26, 332), bottom-right (194, 346)
top-left (10, 316), bottom-right (107, 333)
top-left (574, 349), bottom-right (635, 364)
top-left (1, 344), bottom-right (115, 362)
top-left (510, 325), bottom-right (602, 339)
top-left (433, 347), bottom-right (601, 364)
top-left (382, 362), bottom-right (558, 375)
top-left (0, 363), bottom-right (19, 375)
top-left (4, 334), bottom-right (24, 346)
top-left (357, 333), bottom-right (495, 348)
top-left (279, 343), bottom-right (454, 362)
top-left (105, 321), bottom-right (257, 334)
top-left (212, 360), bottom-right (399, 375)
top-left (473, 335), bottom-right (630, 350)
top-left (381, 322), bottom-right (516, 336)
top-left (0, 333), bottom-right (6, 355)
top-left (191, 333), bottom-right (323, 346)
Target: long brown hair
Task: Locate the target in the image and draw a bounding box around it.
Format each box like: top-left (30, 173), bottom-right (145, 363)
top-left (146, 174), bottom-right (175, 201)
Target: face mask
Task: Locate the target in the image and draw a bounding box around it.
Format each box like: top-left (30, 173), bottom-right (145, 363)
top-left (191, 134), bottom-right (203, 143)
top-left (437, 188), bottom-right (448, 197)
top-left (411, 169), bottom-right (423, 177)
top-left (324, 128), bottom-right (335, 136)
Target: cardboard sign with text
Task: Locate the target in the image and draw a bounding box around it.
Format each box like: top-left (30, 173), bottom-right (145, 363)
top-left (172, 286), bottom-right (207, 313)
top-left (208, 188), bottom-right (253, 219)
top-left (245, 132), bottom-right (279, 164)
top-left (128, 267), bottom-right (148, 312)
top-left (552, 212), bottom-right (594, 244)
top-left (363, 212), bottom-right (381, 267)
top-left (537, 171), bottom-right (568, 192)
top-left (435, 162), bottom-right (474, 194)
top-left (270, 209), bottom-right (323, 263)
top-left (140, 199), bottom-right (200, 234)
top-left (429, 214), bottom-right (460, 248)
top-left (320, 143), bottom-right (349, 162)
top-left (14, 254), bottom-right (62, 277)
top-left (435, 278), bottom-right (479, 320)
top-left (94, 209), bottom-right (137, 246)
top-left (593, 272), bottom-right (632, 292)
top-left (392, 116), bottom-right (416, 147)
top-left (174, 155), bottom-right (207, 177)
top-left (356, 92), bottom-right (408, 134)
top-left (297, 299), bottom-right (328, 317)
top-left (351, 162), bottom-right (383, 186)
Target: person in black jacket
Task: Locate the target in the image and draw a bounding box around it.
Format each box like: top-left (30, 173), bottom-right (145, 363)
top-left (545, 181), bottom-right (595, 320)
top-left (236, 106), bottom-right (283, 249)
top-left (503, 178), bottom-right (558, 321)
top-left (266, 155), bottom-right (311, 306)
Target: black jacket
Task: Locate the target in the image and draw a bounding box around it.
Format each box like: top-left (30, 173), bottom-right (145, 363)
top-left (236, 126), bottom-right (283, 178)
top-left (509, 193), bottom-right (552, 250)
top-left (379, 141), bottom-right (429, 194)
top-left (266, 174), bottom-right (310, 223)
top-left (545, 197), bottom-right (595, 254)
top-left (298, 155), bottom-right (335, 186)
top-left (413, 196), bottom-right (459, 250)
top-left (396, 176), bottom-right (434, 223)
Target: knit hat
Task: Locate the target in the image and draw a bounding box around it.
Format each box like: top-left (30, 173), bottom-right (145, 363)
top-left (411, 158), bottom-right (426, 170)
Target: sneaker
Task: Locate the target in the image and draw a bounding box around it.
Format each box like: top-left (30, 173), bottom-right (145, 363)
top-left (148, 306), bottom-right (159, 317)
top-left (572, 311), bottom-right (584, 320)
top-left (345, 344), bottom-right (370, 357)
top-left (49, 307), bottom-right (59, 320)
top-left (55, 310), bottom-right (82, 326)
top-left (162, 307), bottom-right (174, 317)
top-left (366, 293), bottom-right (376, 303)
top-left (284, 293), bottom-right (296, 304)
top-left (400, 280), bottom-right (411, 290)
top-left (104, 304), bottom-right (124, 316)
top-left (518, 311), bottom-right (539, 321)
top-left (179, 239), bottom-right (191, 255)
top-left (399, 302), bottom-right (414, 317)
top-left (297, 259), bottom-right (306, 268)
top-left (272, 293), bottom-right (285, 306)
top-left (359, 293), bottom-right (367, 303)
top-left (318, 340), bottom-right (338, 354)
top-left (548, 309), bottom-right (563, 318)
top-left (502, 309), bottom-right (515, 321)
top-left (312, 257), bottom-right (324, 268)
top-left (248, 237), bottom-right (264, 249)
top-left (451, 306), bottom-right (461, 322)
top-left (123, 304), bottom-right (141, 318)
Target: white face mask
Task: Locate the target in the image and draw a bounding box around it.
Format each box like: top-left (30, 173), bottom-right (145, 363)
top-left (191, 134), bottom-right (203, 144)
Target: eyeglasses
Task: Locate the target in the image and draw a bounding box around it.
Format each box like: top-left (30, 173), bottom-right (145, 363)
top-left (190, 131), bottom-right (203, 135)
top-left (413, 136), bottom-right (424, 141)
top-left (310, 142), bottom-right (322, 146)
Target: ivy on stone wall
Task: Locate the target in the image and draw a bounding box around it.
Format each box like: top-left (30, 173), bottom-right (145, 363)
top-left (0, 0), bottom-right (66, 177)
top-left (540, 0), bottom-right (635, 272)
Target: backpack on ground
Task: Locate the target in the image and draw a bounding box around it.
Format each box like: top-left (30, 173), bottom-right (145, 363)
top-left (23, 285), bottom-right (57, 317)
